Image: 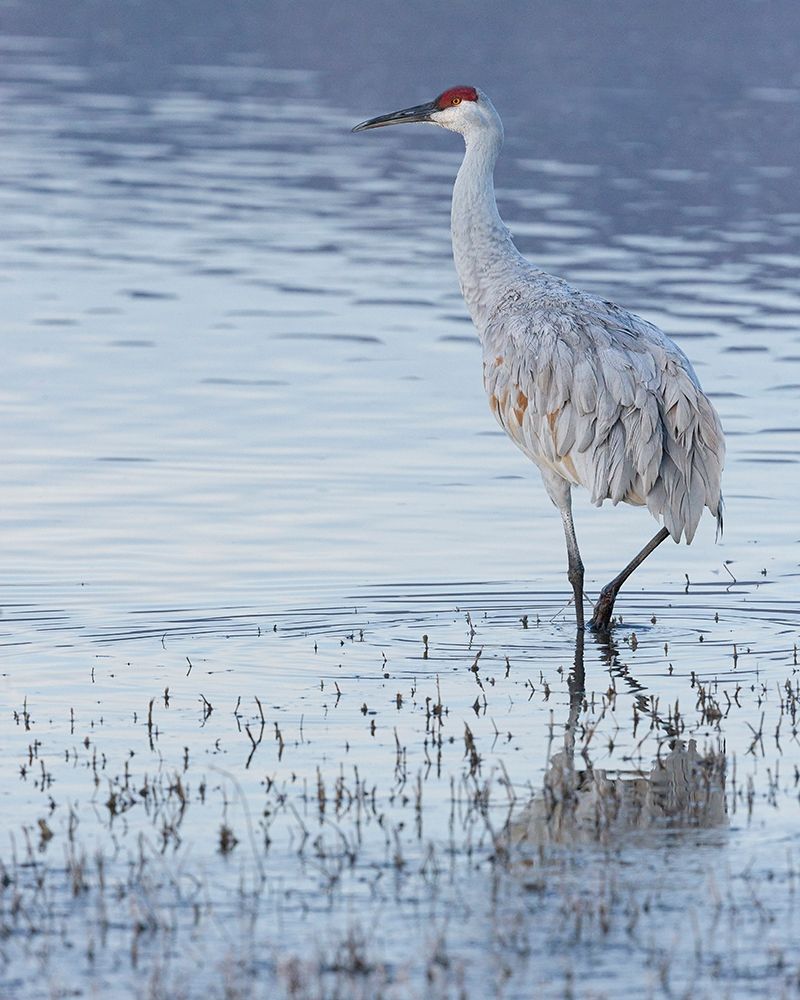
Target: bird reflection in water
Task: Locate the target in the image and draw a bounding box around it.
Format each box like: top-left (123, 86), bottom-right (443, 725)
top-left (508, 634), bottom-right (727, 848)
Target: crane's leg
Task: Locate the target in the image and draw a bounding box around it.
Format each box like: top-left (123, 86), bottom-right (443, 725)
top-left (541, 473), bottom-right (585, 629)
top-left (559, 502), bottom-right (585, 630)
top-left (545, 484), bottom-right (584, 630)
top-left (591, 527), bottom-right (670, 631)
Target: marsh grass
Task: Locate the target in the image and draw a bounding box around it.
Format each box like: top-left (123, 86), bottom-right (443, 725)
top-left (2, 589), bottom-right (799, 998)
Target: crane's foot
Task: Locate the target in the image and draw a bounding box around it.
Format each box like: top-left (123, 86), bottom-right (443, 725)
top-left (571, 590), bottom-right (585, 631)
top-left (590, 584), bottom-right (619, 632)
top-left (567, 566), bottom-right (585, 632)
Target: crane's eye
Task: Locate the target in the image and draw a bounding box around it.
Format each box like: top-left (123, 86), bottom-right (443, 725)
top-left (451, 96), bottom-right (462, 106)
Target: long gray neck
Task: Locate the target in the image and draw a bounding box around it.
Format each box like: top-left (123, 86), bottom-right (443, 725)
top-left (450, 127), bottom-right (526, 333)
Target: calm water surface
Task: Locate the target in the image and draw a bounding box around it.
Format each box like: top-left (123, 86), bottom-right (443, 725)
top-left (1, 5), bottom-right (799, 998)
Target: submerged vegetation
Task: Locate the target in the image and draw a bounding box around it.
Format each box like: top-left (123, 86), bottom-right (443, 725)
top-left (2, 585), bottom-right (799, 998)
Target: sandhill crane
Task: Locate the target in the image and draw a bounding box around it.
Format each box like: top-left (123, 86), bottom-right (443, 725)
top-left (353, 86), bottom-right (724, 630)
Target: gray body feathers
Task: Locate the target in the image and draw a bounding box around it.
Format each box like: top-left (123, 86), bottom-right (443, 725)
top-left (480, 271), bottom-right (725, 543)
top-left (442, 89), bottom-right (725, 547)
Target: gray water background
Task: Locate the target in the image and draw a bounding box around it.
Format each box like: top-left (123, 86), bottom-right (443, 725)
top-left (2, 1), bottom-right (798, 615)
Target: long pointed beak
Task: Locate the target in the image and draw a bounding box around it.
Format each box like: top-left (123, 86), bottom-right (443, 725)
top-left (352, 100), bottom-right (439, 132)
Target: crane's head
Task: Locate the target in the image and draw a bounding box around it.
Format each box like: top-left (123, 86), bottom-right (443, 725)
top-left (353, 86), bottom-right (499, 138)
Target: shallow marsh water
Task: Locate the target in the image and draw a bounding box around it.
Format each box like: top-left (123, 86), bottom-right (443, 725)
top-left (1, 4), bottom-right (800, 998)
